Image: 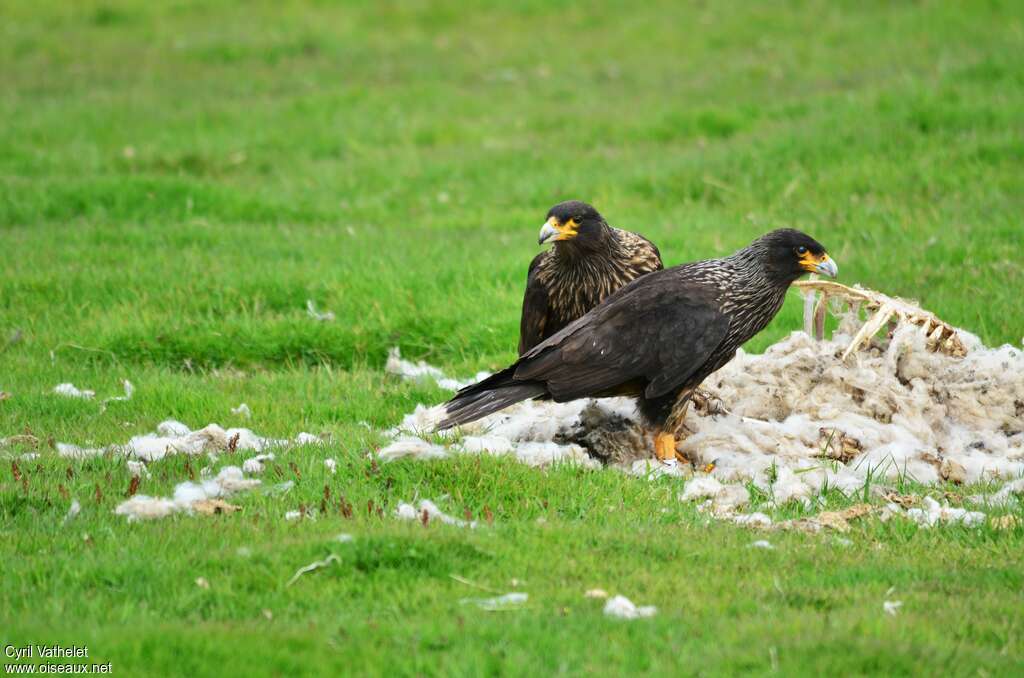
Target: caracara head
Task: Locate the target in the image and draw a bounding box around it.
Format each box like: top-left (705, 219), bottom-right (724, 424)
top-left (538, 200), bottom-right (607, 247)
top-left (755, 228), bottom-right (838, 282)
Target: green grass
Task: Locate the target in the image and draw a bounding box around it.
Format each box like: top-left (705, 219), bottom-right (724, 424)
top-left (2, 0), bottom-right (1024, 675)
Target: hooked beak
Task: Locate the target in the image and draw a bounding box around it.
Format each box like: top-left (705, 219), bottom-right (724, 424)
top-left (538, 217), bottom-right (578, 245)
top-left (800, 252), bottom-right (839, 278)
top-left (815, 255), bottom-right (839, 278)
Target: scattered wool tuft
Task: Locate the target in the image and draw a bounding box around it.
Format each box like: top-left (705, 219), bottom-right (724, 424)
top-left (113, 465), bottom-right (261, 520)
top-left (55, 420), bottom-right (322, 464)
top-left (242, 453), bottom-right (275, 475)
top-left (460, 593), bottom-right (528, 610)
top-left (126, 460), bottom-right (149, 478)
top-left (386, 347), bottom-right (491, 392)
top-left (63, 499), bottom-right (81, 525)
top-left (231, 403), bottom-right (252, 419)
top-left (294, 432), bottom-right (323, 445)
top-left (680, 476), bottom-right (724, 502)
top-left (680, 477), bottom-right (750, 514)
top-left (733, 512), bottom-right (773, 528)
top-left (904, 496), bottom-right (986, 528)
top-left (56, 443), bottom-right (107, 460)
top-left (324, 458), bottom-right (338, 474)
top-left (54, 383), bottom-right (95, 399)
top-left (979, 478), bottom-right (1024, 507)
top-left (603, 595), bottom-right (657, 619)
top-left (395, 499), bottom-right (477, 528)
top-left (748, 540), bottom-right (774, 550)
top-left (883, 600), bottom-right (903, 617)
top-left (115, 496), bottom-right (178, 521)
top-left (378, 436), bottom-right (449, 462)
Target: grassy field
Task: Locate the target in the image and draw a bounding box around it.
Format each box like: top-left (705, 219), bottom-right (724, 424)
top-left (2, 0), bottom-right (1024, 675)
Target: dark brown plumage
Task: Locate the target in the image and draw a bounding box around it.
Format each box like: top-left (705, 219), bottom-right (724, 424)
top-left (519, 201), bottom-right (662, 355)
top-left (440, 229), bottom-right (838, 462)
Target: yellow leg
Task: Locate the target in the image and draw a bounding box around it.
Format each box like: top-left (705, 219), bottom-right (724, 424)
top-left (654, 432), bottom-right (690, 464)
top-left (654, 432), bottom-right (676, 462)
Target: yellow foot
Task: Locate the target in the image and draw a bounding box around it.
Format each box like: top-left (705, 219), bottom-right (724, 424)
top-left (654, 433), bottom-right (690, 465)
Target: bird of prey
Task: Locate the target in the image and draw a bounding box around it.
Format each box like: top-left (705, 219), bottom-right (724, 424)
top-left (439, 229), bottom-right (838, 462)
top-left (519, 200), bottom-right (662, 355)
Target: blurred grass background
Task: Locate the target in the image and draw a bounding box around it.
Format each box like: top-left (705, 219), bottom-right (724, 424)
top-left (2, 0), bottom-right (1022, 380)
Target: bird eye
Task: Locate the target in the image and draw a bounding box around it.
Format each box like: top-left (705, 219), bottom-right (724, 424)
top-left (573, 215), bottom-right (584, 223)
top-left (796, 246), bottom-right (808, 255)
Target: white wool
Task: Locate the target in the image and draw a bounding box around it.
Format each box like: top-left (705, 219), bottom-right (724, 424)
top-left (460, 592), bottom-right (528, 610)
top-left (324, 458), bottom-right (337, 474)
top-left (757, 467), bottom-right (813, 507)
top-left (512, 441), bottom-right (598, 468)
top-left (395, 499), bottom-right (477, 528)
top-left (173, 481), bottom-right (213, 507)
top-left (883, 600), bottom-right (903, 616)
top-left (57, 419), bottom-right (323, 464)
top-left (904, 496), bottom-right (986, 528)
top-left (54, 383), bottom-right (94, 399)
top-left (63, 499), bottom-right (81, 524)
top-left (623, 459), bottom-right (689, 479)
top-left (294, 432), bottom-right (322, 445)
top-left (157, 420), bottom-right (191, 437)
top-left (983, 478), bottom-right (1024, 507)
top-left (390, 403), bottom-right (451, 436)
top-left (451, 435), bottom-right (596, 467)
top-left (115, 496), bottom-right (178, 521)
top-left (459, 435), bottom-right (515, 455)
top-left (231, 403), bottom-right (252, 419)
top-left (603, 595), bottom-right (657, 619)
top-left (127, 424), bottom-right (229, 461)
top-left (679, 477), bottom-right (750, 514)
top-left (715, 484), bottom-right (751, 512)
top-left (114, 464), bottom-right (261, 521)
top-left (284, 510), bottom-right (303, 521)
top-left (748, 540), bottom-right (774, 550)
top-left (126, 460), bottom-right (149, 478)
top-left (242, 458), bottom-right (264, 474)
top-left (386, 347), bottom-right (446, 382)
top-left (733, 512), bottom-right (773, 528)
top-left (215, 465), bottom-right (261, 492)
top-left (387, 347), bottom-right (492, 392)
top-left (241, 453), bottom-right (274, 475)
top-left (56, 443), bottom-right (106, 460)
top-left (680, 476), bottom-right (724, 502)
top-left (378, 436), bottom-right (448, 462)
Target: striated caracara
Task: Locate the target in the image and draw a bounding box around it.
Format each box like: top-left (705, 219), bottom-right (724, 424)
top-left (519, 200), bottom-right (662, 355)
top-left (441, 229), bottom-right (838, 463)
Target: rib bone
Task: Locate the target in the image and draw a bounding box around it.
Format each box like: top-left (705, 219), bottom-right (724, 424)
top-left (793, 280), bottom-right (968, 358)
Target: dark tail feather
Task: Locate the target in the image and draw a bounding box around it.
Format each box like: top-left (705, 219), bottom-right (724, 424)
top-left (437, 366), bottom-right (546, 430)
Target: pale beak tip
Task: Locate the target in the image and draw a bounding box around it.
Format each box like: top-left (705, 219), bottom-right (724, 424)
top-left (816, 257), bottom-right (839, 278)
top-left (538, 222), bottom-right (559, 246)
